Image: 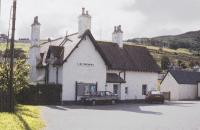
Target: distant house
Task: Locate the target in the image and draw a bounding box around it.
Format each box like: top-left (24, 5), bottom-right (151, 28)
top-left (160, 70), bottom-right (200, 100)
top-left (0, 34), bottom-right (8, 42)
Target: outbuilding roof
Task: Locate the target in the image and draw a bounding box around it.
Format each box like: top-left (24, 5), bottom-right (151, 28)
top-left (169, 70), bottom-right (200, 85)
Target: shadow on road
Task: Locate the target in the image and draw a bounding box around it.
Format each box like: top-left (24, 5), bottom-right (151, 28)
top-left (44, 103), bottom-right (163, 115)
top-left (164, 101), bottom-right (197, 107)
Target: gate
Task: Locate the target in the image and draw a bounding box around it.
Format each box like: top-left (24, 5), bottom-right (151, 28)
top-left (163, 92), bottom-right (170, 100)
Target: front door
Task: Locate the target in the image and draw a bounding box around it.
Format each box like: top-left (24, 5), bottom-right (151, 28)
top-left (113, 84), bottom-right (121, 99)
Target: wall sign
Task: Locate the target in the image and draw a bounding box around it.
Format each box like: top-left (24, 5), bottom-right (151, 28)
top-left (77, 63), bottom-right (94, 67)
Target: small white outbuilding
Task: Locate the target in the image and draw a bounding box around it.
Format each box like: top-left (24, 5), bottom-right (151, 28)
top-left (160, 70), bottom-right (200, 101)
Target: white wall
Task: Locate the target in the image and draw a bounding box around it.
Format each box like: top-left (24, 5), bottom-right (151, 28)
top-left (161, 73), bottom-right (198, 100)
top-left (36, 68), bottom-right (45, 83)
top-left (179, 84), bottom-right (197, 100)
top-left (48, 65), bottom-right (56, 84)
top-left (48, 65), bottom-right (63, 84)
top-left (62, 35), bottom-right (106, 101)
top-left (121, 72), bottom-right (158, 100)
top-left (28, 46), bottom-right (40, 83)
top-left (106, 70), bottom-right (158, 100)
top-left (31, 24), bottom-right (40, 45)
top-left (160, 73), bottom-right (180, 100)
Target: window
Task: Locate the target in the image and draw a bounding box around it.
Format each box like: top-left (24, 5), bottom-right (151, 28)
top-left (77, 83), bottom-right (97, 96)
top-left (113, 84), bottom-right (118, 95)
top-left (125, 87), bottom-right (128, 94)
top-left (142, 85), bottom-right (147, 95)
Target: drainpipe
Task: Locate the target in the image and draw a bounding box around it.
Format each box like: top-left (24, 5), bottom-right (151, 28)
top-left (56, 66), bottom-right (59, 84)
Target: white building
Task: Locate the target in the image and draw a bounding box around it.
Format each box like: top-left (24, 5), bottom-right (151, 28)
top-left (160, 70), bottom-right (200, 100)
top-left (28, 8), bottom-right (160, 103)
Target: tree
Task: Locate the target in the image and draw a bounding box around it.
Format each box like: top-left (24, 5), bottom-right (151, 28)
top-left (161, 56), bottom-right (170, 70)
top-left (180, 62), bottom-right (187, 69)
top-left (177, 60), bottom-right (182, 67)
top-left (0, 59), bottom-right (30, 95)
top-left (188, 61), bottom-right (195, 68)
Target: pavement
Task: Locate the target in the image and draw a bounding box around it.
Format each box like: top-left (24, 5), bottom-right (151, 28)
top-left (41, 101), bottom-right (200, 130)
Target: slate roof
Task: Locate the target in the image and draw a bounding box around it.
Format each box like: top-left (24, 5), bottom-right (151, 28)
top-left (169, 70), bottom-right (200, 85)
top-left (40, 30), bottom-right (160, 73)
top-left (96, 41), bottom-right (160, 72)
top-left (106, 73), bottom-right (126, 83)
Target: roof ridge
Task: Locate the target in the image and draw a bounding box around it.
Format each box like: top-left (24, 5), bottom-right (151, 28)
top-left (40, 37), bottom-right (64, 45)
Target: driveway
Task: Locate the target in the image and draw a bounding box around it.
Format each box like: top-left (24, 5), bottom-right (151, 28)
top-left (41, 101), bottom-right (200, 130)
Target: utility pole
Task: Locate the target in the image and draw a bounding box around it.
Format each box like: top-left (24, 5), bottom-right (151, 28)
top-left (9, 0), bottom-right (17, 112)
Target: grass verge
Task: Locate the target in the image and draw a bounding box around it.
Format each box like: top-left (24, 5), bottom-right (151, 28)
top-left (0, 105), bottom-right (45, 130)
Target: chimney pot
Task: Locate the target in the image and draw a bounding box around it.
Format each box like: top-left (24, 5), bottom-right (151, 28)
top-left (86, 11), bottom-right (89, 15)
top-left (118, 25), bottom-right (121, 31)
top-left (48, 38), bottom-right (51, 42)
top-left (82, 8), bottom-right (85, 15)
top-left (114, 26), bottom-right (117, 32)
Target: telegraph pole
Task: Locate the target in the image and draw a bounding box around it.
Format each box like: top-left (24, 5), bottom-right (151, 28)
top-left (9, 0), bottom-right (17, 112)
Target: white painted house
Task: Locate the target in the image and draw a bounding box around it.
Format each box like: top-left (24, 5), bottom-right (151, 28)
top-left (160, 70), bottom-right (200, 100)
top-left (28, 8), bottom-right (160, 103)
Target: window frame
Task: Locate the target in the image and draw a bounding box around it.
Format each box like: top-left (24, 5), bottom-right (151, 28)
top-left (142, 84), bottom-right (147, 95)
top-left (113, 84), bottom-right (119, 95)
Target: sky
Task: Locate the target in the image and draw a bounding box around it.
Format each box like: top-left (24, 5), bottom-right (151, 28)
top-left (0, 0), bottom-right (200, 41)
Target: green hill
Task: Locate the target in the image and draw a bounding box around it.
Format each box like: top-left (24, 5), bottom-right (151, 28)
top-left (127, 30), bottom-right (200, 51)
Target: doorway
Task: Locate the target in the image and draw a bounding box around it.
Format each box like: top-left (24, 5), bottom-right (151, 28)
top-left (113, 84), bottom-right (121, 99)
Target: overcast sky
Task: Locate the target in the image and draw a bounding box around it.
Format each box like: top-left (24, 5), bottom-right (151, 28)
top-left (0, 0), bottom-right (200, 40)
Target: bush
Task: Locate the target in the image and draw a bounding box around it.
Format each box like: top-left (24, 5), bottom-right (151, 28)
top-left (161, 56), bottom-right (170, 70)
top-left (0, 59), bottom-right (29, 95)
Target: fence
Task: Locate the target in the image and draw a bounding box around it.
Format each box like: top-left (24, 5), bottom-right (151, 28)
top-left (0, 90), bottom-right (10, 112)
top-left (17, 84), bottom-right (62, 105)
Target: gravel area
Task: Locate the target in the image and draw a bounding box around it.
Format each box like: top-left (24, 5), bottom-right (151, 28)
top-left (41, 101), bottom-right (200, 130)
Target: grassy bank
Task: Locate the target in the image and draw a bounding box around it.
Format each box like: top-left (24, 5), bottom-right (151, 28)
top-left (0, 43), bottom-right (30, 53)
top-left (0, 105), bottom-right (44, 130)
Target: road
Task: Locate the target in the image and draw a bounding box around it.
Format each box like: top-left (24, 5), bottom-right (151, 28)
top-left (41, 101), bottom-right (200, 130)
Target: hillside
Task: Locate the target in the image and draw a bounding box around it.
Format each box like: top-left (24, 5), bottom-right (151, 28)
top-left (0, 41), bottom-right (200, 70)
top-left (127, 30), bottom-right (200, 51)
top-left (0, 42), bottom-right (30, 53)
top-left (142, 45), bottom-right (200, 68)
